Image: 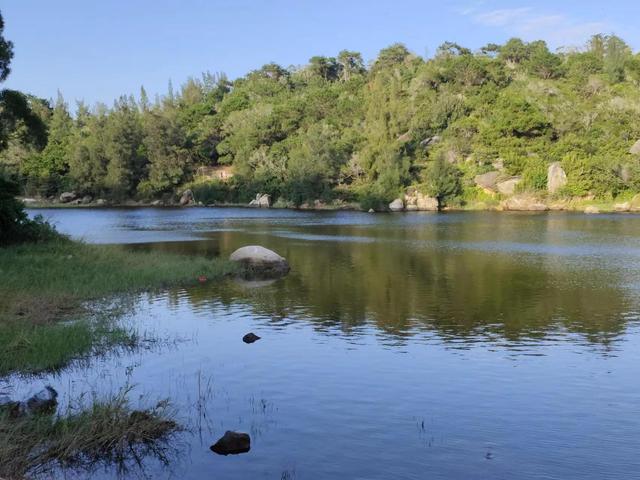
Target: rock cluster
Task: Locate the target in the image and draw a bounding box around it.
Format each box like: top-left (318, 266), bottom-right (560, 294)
top-left (388, 190), bottom-right (439, 212)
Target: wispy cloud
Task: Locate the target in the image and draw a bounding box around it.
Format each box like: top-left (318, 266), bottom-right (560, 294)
top-left (460, 5), bottom-right (611, 48)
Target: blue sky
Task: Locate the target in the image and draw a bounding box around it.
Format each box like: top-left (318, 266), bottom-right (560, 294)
top-left (2, 0), bottom-right (639, 107)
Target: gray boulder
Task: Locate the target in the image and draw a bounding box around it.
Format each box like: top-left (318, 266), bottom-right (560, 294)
top-left (210, 431), bottom-right (251, 455)
top-left (249, 193), bottom-right (271, 208)
top-left (59, 192), bottom-right (77, 203)
top-left (474, 171), bottom-right (500, 191)
top-left (230, 245), bottom-right (290, 278)
top-left (81, 195), bottom-right (92, 205)
top-left (95, 198), bottom-right (108, 206)
top-left (547, 162), bottom-right (567, 194)
top-left (151, 200), bottom-right (163, 207)
top-left (630, 139), bottom-right (640, 155)
top-left (497, 177), bottom-right (521, 195)
top-left (389, 198), bottom-right (404, 211)
top-left (179, 189), bottom-right (194, 206)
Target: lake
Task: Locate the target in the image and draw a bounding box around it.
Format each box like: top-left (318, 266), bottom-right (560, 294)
top-left (13, 208), bottom-right (640, 479)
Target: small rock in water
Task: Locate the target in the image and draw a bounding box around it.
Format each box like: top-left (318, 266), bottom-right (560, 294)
top-left (25, 386), bottom-right (58, 415)
top-left (210, 431), bottom-right (251, 455)
top-left (242, 332), bottom-right (261, 344)
top-left (1, 386), bottom-right (59, 418)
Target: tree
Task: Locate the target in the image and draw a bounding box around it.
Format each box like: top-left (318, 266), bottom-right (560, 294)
top-left (308, 56), bottom-right (340, 81)
top-left (422, 156), bottom-right (461, 207)
top-left (0, 11), bottom-right (13, 82)
top-left (103, 97), bottom-right (144, 197)
top-left (337, 50), bottom-right (365, 81)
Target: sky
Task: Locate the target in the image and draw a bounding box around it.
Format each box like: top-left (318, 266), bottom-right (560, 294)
top-left (2, 0), bottom-right (639, 107)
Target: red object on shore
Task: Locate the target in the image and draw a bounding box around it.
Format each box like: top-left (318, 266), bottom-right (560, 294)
top-left (198, 275), bottom-right (207, 283)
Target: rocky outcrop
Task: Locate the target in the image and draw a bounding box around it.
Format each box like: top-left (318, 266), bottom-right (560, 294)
top-left (496, 177), bottom-right (521, 195)
top-left (242, 332), bottom-right (261, 344)
top-left (501, 194), bottom-right (548, 211)
top-left (547, 162), bottom-right (567, 194)
top-left (249, 193), bottom-right (271, 208)
top-left (629, 194), bottom-right (640, 211)
top-left (210, 431), bottom-right (251, 455)
top-left (81, 195), bottom-right (92, 204)
top-left (388, 199), bottom-right (404, 211)
top-left (474, 171), bottom-right (500, 192)
top-left (95, 198), bottom-right (108, 206)
top-left (404, 190), bottom-right (438, 211)
top-left (179, 189), bottom-right (194, 206)
top-left (151, 200), bottom-right (163, 206)
top-left (420, 135), bottom-right (441, 147)
top-left (614, 202), bottom-right (630, 212)
top-left (230, 245), bottom-right (290, 278)
top-left (629, 139), bottom-right (640, 155)
top-left (59, 192), bottom-right (77, 203)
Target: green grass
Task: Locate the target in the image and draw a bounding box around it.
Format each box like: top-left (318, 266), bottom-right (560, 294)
top-left (0, 240), bottom-right (237, 375)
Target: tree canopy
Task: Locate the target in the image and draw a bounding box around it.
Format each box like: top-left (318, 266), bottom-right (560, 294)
top-left (3, 27), bottom-right (640, 207)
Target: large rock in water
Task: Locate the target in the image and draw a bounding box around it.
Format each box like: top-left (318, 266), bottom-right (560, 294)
top-left (230, 245), bottom-right (290, 278)
top-left (388, 198), bottom-right (404, 211)
top-left (210, 431), bottom-right (251, 455)
top-left (547, 162), bottom-right (567, 194)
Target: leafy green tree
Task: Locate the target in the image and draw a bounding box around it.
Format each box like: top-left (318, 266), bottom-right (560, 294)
top-left (422, 156), bottom-right (461, 207)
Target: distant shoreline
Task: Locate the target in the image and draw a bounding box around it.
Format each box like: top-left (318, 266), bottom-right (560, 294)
top-left (21, 198), bottom-right (640, 214)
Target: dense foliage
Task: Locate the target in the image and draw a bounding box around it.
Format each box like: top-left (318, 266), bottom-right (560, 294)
top-left (3, 23), bottom-right (640, 207)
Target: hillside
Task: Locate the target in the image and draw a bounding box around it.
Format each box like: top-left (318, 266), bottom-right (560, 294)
top-left (2, 35), bottom-right (640, 211)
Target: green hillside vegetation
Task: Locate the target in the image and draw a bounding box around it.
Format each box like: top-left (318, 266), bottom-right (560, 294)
top-left (3, 35), bottom-right (640, 209)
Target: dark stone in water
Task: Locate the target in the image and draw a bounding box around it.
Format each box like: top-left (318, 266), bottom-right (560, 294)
top-left (25, 386), bottom-right (58, 415)
top-left (243, 332), bottom-right (261, 344)
top-left (210, 431), bottom-right (251, 455)
top-left (0, 386), bottom-right (58, 418)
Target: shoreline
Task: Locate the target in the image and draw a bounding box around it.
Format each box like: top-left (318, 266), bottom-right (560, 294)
top-left (21, 198), bottom-right (640, 214)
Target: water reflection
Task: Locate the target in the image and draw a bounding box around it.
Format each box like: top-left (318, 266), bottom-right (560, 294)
top-left (126, 213), bottom-right (640, 350)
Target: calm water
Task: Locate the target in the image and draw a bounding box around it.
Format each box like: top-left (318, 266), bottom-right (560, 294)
top-left (11, 208), bottom-right (640, 479)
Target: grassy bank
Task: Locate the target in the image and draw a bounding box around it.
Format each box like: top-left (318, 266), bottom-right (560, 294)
top-left (0, 239), bottom-right (236, 375)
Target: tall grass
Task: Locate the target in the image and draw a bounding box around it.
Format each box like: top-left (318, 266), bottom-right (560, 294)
top-left (0, 386), bottom-right (178, 478)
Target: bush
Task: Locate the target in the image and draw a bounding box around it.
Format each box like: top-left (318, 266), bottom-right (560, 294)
top-left (0, 175), bottom-right (61, 245)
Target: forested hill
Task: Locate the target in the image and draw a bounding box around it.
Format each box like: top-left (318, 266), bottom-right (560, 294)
top-left (3, 35), bottom-right (640, 210)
